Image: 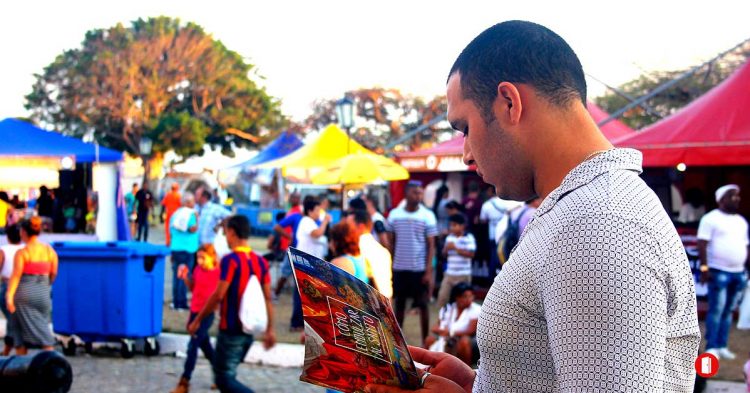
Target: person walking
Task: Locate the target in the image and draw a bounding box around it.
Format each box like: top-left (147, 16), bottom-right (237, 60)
top-left (169, 193), bottom-right (200, 310)
top-left (162, 182), bottom-right (183, 246)
top-left (5, 217), bottom-right (58, 355)
top-left (196, 187), bottom-right (231, 250)
top-left (189, 215), bottom-right (275, 393)
top-left (171, 244), bottom-right (221, 393)
top-left (135, 183), bottom-right (153, 242)
top-left (699, 184), bottom-right (749, 360)
top-left (346, 209), bottom-right (393, 298)
top-left (0, 224), bottom-right (23, 355)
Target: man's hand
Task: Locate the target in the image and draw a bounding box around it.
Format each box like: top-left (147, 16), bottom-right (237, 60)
top-left (366, 374), bottom-right (464, 393)
top-left (445, 242), bottom-right (456, 251)
top-left (6, 299), bottom-right (15, 314)
top-left (263, 329), bottom-right (277, 350)
top-left (422, 271), bottom-right (433, 286)
top-left (366, 346), bottom-right (474, 393)
top-left (177, 264), bottom-right (189, 280)
top-left (187, 318), bottom-right (201, 336)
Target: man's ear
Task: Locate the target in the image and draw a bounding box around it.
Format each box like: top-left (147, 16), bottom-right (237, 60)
top-left (496, 82), bottom-right (523, 125)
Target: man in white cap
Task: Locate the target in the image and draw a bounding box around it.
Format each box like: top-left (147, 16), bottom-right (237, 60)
top-left (698, 184), bottom-right (750, 359)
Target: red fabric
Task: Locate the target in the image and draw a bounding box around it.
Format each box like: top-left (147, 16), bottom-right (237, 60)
top-left (615, 61), bottom-right (750, 167)
top-left (23, 260), bottom-right (51, 275)
top-left (190, 265), bottom-right (220, 313)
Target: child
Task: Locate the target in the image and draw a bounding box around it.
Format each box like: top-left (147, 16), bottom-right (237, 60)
top-left (171, 244), bottom-right (221, 393)
top-left (437, 214), bottom-right (476, 308)
top-left (263, 212), bottom-right (288, 263)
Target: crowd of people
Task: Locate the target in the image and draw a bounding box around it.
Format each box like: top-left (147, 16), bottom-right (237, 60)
top-left (0, 186), bottom-right (97, 235)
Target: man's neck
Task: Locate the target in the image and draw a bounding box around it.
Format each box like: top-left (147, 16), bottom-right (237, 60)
top-left (230, 240), bottom-right (250, 249)
top-left (405, 203), bottom-right (419, 212)
top-left (719, 207), bottom-right (736, 215)
top-left (530, 106), bottom-right (613, 200)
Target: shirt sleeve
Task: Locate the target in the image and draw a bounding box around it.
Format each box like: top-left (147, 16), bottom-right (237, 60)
top-left (696, 214), bottom-right (714, 241)
top-left (279, 214), bottom-right (297, 228)
top-left (220, 255), bottom-right (237, 282)
top-left (424, 210), bottom-right (439, 237)
top-left (540, 214), bottom-right (698, 391)
top-left (257, 255), bottom-right (271, 285)
top-left (463, 234), bottom-right (477, 251)
top-left (373, 220), bottom-right (387, 234)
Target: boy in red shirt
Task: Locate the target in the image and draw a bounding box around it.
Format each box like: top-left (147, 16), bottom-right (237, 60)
top-left (189, 215), bottom-right (276, 392)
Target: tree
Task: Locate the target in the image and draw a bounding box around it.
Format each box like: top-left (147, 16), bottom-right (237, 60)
top-left (594, 44), bottom-right (750, 130)
top-left (299, 87), bottom-right (449, 153)
top-left (25, 16), bottom-right (285, 184)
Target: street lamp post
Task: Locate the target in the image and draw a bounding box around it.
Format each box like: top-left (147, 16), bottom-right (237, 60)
top-left (335, 96), bottom-right (355, 154)
top-left (335, 96), bottom-right (355, 208)
top-left (139, 136), bottom-right (153, 188)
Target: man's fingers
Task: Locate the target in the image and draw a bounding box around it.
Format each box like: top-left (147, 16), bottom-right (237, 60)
top-left (408, 345), bottom-right (443, 366)
top-left (364, 384), bottom-right (412, 393)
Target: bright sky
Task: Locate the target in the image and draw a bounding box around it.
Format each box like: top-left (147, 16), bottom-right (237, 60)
top-left (1, 0), bottom-right (748, 122)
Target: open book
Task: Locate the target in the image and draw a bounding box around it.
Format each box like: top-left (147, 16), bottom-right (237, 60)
top-left (289, 247), bottom-right (420, 393)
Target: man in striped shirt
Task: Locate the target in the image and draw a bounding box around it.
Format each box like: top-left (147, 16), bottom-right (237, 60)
top-left (388, 181), bottom-right (438, 345)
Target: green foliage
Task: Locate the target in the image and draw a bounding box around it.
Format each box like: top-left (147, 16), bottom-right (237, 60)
top-left (25, 16), bottom-right (285, 158)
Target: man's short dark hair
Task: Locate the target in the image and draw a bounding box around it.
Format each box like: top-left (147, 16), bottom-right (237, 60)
top-left (448, 213), bottom-right (467, 226)
top-left (199, 188), bottom-right (213, 201)
top-left (303, 197), bottom-right (320, 215)
top-left (406, 180), bottom-right (423, 191)
top-left (349, 209), bottom-right (372, 228)
top-left (226, 215), bottom-right (251, 239)
top-left (445, 200), bottom-right (462, 212)
top-left (5, 224), bottom-right (21, 244)
top-left (348, 197), bottom-right (367, 211)
top-left (449, 20), bottom-right (586, 121)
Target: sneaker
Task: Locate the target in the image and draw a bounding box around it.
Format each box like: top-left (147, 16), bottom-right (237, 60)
top-left (718, 347), bottom-right (737, 360)
top-left (706, 348), bottom-right (721, 359)
top-left (170, 377), bottom-right (190, 393)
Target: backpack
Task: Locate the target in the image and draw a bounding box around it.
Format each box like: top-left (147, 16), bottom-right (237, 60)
top-left (238, 252), bottom-right (268, 335)
top-left (499, 207), bottom-right (528, 264)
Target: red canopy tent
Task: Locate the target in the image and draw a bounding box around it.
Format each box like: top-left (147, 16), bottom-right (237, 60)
top-left (614, 60), bottom-right (750, 167)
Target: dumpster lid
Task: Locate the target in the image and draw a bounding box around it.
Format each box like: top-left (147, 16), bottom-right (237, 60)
top-left (52, 241), bottom-right (171, 257)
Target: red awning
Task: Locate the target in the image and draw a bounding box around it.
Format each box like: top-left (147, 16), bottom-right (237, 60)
top-left (615, 60), bottom-right (750, 167)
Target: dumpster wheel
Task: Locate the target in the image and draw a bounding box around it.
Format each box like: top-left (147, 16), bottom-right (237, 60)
top-left (144, 337), bottom-right (160, 357)
top-left (120, 339), bottom-right (135, 359)
top-left (62, 338), bottom-right (77, 357)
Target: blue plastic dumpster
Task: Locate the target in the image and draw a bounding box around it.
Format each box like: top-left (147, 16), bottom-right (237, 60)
top-left (51, 241), bottom-right (170, 358)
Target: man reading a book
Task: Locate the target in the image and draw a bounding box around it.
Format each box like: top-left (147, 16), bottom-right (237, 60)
top-left (366, 20), bottom-right (699, 393)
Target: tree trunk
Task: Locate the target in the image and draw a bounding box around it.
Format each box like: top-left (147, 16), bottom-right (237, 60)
top-left (141, 156), bottom-right (151, 189)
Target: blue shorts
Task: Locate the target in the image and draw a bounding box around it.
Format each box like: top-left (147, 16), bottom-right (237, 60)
top-left (280, 253), bottom-right (293, 278)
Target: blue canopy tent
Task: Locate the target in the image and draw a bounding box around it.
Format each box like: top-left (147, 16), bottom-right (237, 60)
top-left (0, 118), bottom-right (130, 240)
top-left (236, 130), bottom-right (303, 168)
top-left (0, 118), bottom-right (122, 162)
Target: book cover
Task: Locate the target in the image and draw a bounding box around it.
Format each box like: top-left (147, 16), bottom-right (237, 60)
top-left (289, 247), bottom-right (420, 393)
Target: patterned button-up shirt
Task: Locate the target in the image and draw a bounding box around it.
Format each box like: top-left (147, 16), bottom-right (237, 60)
top-left (474, 149), bottom-right (700, 392)
top-left (198, 201), bottom-right (231, 246)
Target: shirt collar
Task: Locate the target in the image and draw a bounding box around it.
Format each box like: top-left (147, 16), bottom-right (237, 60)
top-left (233, 246), bottom-right (253, 254)
top-left (536, 148), bottom-right (643, 216)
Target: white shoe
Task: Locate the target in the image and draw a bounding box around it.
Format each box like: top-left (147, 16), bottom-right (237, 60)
top-left (706, 348), bottom-right (721, 359)
top-left (718, 347), bottom-right (736, 360)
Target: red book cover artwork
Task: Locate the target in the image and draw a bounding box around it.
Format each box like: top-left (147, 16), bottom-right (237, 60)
top-left (289, 247), bottom-right (420, 393)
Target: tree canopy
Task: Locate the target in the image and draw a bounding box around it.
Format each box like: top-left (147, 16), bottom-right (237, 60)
top-left (594, 45), bottom-right (750, 130)
top-left (297, 87), bottom-right (449, 152)
top-left (25, 16), bottom-right (285, 159)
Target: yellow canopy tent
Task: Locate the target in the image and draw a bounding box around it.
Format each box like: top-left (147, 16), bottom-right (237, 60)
top-left (311, 152), bottom-right (409, 185)
top-left (257, 124), bottom-right (372, 181)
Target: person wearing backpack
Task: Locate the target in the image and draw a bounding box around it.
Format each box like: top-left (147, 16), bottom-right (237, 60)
top-left (496, 198), bottom-right (541, 267)
top-left (188, 215), bottom-right (276, 393)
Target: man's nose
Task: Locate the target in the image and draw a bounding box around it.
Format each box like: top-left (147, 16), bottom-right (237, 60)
top-left (463, 139), bottom-right (475, 166)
